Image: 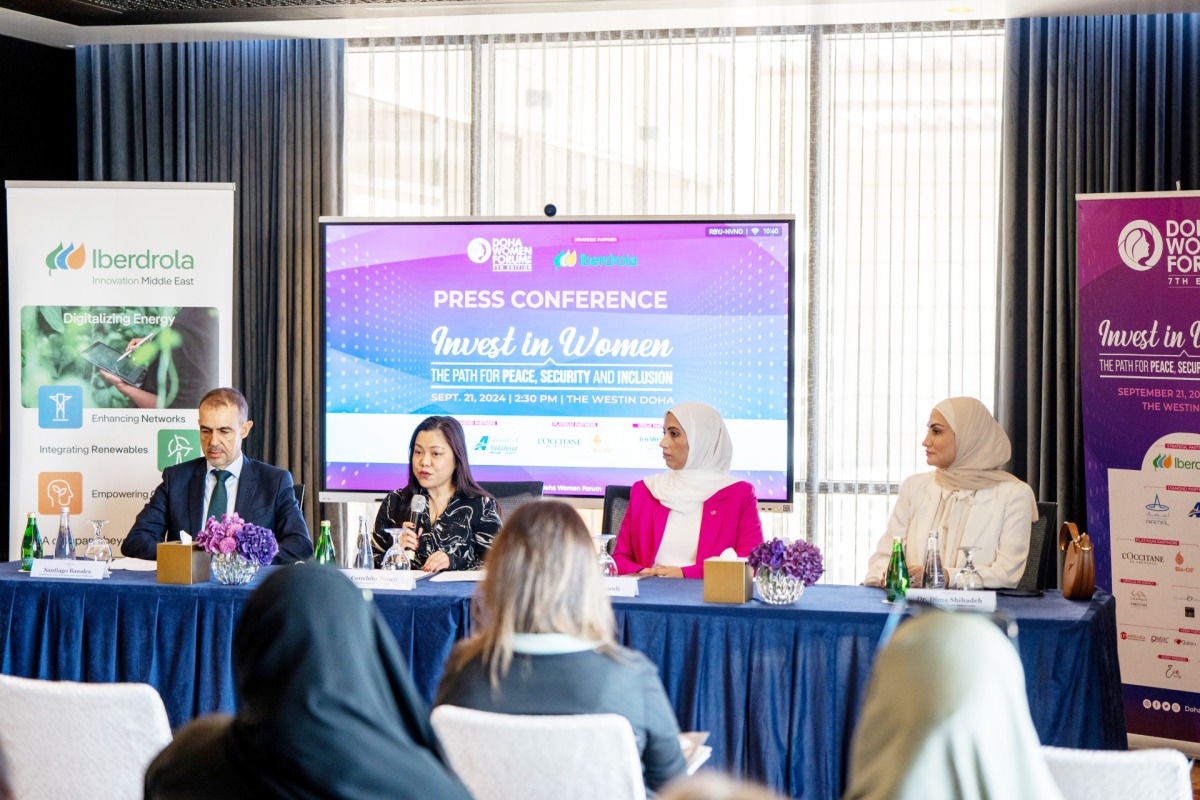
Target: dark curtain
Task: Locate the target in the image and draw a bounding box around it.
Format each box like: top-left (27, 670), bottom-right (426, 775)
top-left (75, 39), bottom-right (344, 535)
top-left (997, 14), bottom-right (1200, 529)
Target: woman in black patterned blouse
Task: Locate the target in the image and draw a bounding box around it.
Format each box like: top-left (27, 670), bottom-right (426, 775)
top-left (372, 416), bottom-right (501, 571)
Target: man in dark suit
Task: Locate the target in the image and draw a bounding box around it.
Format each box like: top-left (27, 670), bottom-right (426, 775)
top-left (122, 387), bottom-right (313, 564)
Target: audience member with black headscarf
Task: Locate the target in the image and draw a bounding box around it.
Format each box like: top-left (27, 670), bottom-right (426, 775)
top-left (144, 564), bottom-right (471, 800)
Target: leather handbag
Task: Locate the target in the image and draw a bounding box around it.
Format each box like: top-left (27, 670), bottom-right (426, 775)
top-left (1059, 521), bottom-right (1095, 600)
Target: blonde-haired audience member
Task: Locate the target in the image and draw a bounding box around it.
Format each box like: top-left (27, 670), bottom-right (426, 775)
top-left (435, 500), bottom-right (687, 792)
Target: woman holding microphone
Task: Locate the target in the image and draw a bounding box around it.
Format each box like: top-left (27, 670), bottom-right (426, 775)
top-left (372, 416), bottom-right (501, 572)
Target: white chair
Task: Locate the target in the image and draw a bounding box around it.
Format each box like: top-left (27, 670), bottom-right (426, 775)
top-left (430, 705), bottom-right (645, 800)
top-left (0, 674), bottom-right (173, 800)
top-left (1041, 744), bottom-right (1192, 800)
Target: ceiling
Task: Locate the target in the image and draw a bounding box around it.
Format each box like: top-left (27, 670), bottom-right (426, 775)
top-left (0, 0), bottom-right (1195, 48)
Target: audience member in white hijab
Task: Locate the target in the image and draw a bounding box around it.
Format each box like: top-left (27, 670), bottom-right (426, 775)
top-left (865, 397), bottom-right (1037, 588)
top-left (612, 402), bottom-right (764, 578)
top-left (843, 611), bottom-right (1065, 800)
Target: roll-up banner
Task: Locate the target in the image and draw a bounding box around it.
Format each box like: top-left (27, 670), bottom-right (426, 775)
top-left (6, 181), bottom-right (234, 558)
top-left (1079, 191), bottom-right (1200, 754)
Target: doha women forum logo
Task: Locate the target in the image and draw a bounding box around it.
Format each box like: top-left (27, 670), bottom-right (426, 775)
top-left (1118, 220), bottom-right (1163, 271)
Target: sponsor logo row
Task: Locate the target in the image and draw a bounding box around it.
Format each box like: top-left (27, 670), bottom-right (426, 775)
top-left (467, 237), bottom-right (639, 273)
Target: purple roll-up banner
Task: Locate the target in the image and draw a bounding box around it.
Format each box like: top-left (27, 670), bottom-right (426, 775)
top-left (1079, 191), bottom-right (1200, 753)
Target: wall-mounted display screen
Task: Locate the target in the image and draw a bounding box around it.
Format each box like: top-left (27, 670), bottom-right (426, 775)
top-left (321, 217), bottom-right (794, 501)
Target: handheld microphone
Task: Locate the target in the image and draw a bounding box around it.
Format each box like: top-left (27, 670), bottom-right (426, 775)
top-left (407, 494), bottom-right (428, 561)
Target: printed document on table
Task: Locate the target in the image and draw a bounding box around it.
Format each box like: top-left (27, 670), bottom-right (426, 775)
top-left (679, 732), bottom-right (711, 775)
top-left (429, 570), bottom-right (487, 583)
top-left (108, 558), bottom-right (157, 571)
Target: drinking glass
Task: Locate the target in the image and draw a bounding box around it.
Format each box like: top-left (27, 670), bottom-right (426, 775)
top-left (84, 519), bottom-right (112, 573)
top-left (594, 535), bottom-right (618, 577)
top-left (951, 546), bottom-right (984, 590)
top-left (381, 528), bottom-right (411, 571)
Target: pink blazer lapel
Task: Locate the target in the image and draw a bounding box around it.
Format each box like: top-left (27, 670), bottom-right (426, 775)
top-left (695, 490), bottom-right (728, 559)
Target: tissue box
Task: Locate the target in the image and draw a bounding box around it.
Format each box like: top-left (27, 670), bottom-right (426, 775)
top-left (156, 542), bottom-right (211, 584)
top-left (703, 558), bottom-right (752, 604)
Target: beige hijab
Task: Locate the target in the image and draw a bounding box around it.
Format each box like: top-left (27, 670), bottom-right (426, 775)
top-left (843, 612), bottom-right (1065, 800)
top-left (932, 397), bottom-right (1021, 492)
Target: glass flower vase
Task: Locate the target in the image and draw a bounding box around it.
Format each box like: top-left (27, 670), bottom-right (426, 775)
top-left (210, 552), bottom-right (258, 585)
top-left (755, 566), bottom-right (805, 605)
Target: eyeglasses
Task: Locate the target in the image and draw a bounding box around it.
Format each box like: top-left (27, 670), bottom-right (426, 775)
top-left (876, 596), bottom-right (1019, 653)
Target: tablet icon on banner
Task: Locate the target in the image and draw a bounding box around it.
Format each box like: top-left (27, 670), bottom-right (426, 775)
top-left (158, 429), bottom-right (201, 470)
top-left (38, 472), bottom-right (82, 515)
top-left (38, 385), bottom-right (82, 428)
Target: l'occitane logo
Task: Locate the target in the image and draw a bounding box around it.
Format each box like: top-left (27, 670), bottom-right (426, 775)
top-left (45, 242), bottom-right (87, 274)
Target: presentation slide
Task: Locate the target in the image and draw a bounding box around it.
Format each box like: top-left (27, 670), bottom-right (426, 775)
top-left (323, 218), bottom-right (793, 500)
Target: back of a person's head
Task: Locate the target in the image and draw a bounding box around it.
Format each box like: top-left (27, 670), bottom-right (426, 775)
top-left (660, 772), bottom-right (786, 800)
top-left (228, 563), bottom-right (472, 797)
top-left (471, 500), bottom-right (615, 681)
top-left (233, 563), bottom-right (386, 716)
top-left (843, 611), bottom-right (1064, 800)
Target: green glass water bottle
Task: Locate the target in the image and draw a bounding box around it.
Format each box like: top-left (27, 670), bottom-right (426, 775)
top-left (884, 536), bottom-right (909, 602)
top-left (20, 513), bottom-right (39, 571)
top-left (314, 519), bottom-right (336, 565)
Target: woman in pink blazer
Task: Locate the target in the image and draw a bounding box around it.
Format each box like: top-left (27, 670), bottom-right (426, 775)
top-left (612, 402), bottom-right (764, 579)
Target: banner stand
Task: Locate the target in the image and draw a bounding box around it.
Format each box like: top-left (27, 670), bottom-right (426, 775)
top-left (1079, 191), bottom-right (1200, 756)
top-left (6, 181), bottom-right (233, 557)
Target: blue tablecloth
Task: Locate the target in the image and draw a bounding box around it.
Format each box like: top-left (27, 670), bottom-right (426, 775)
top-left (612, 581), bottom-right (1125, 799)
top-left (0, 563), bottom-right (1124, 799)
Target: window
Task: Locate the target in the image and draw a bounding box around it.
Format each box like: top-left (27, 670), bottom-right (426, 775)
top-left (344, 20), bottom-right (1004, 584)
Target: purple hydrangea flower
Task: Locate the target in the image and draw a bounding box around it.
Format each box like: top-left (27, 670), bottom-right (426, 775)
top-left (236, 523), bottom-right (280, 566)
top-left (195, 512), bottom-right (278, 565)
top-left (748, 537), bottom-right (825, 586)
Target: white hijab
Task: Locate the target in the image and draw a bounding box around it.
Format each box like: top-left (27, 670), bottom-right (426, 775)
top-left (843, 612), bottom-right (1065, 800)
top-left (643, 402), bottom-right (738, 514)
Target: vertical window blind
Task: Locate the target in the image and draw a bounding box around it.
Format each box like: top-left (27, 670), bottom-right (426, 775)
top-left (344, 20), bottom-right (1004, 584)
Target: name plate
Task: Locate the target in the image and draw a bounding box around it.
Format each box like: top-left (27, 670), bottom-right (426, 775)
top-left (906, 588), bottom-right (997, 612)
top-left (29, 559), bottom-right (107, 581)
top-left (344, 569), bottom-right (416, 591)
top-left (604, 577), bottom-right (640, 597)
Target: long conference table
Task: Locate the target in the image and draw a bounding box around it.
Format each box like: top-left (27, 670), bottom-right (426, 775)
top-left (0, 562), bottom-right (1124, 800)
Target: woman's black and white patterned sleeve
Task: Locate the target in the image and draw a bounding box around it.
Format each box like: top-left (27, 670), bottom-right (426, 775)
top-left (473, 497), bottom-right (502, 558)
top-left (424, 495), bottom-right (500, 571)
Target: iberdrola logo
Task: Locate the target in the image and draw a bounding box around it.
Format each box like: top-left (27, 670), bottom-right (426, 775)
top-left (1154, 453), bottom-right (1174, 470)
top-left (45, 242), bottom-right (87, 274)
top-left (554, 249), bottom-right (578, 270)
